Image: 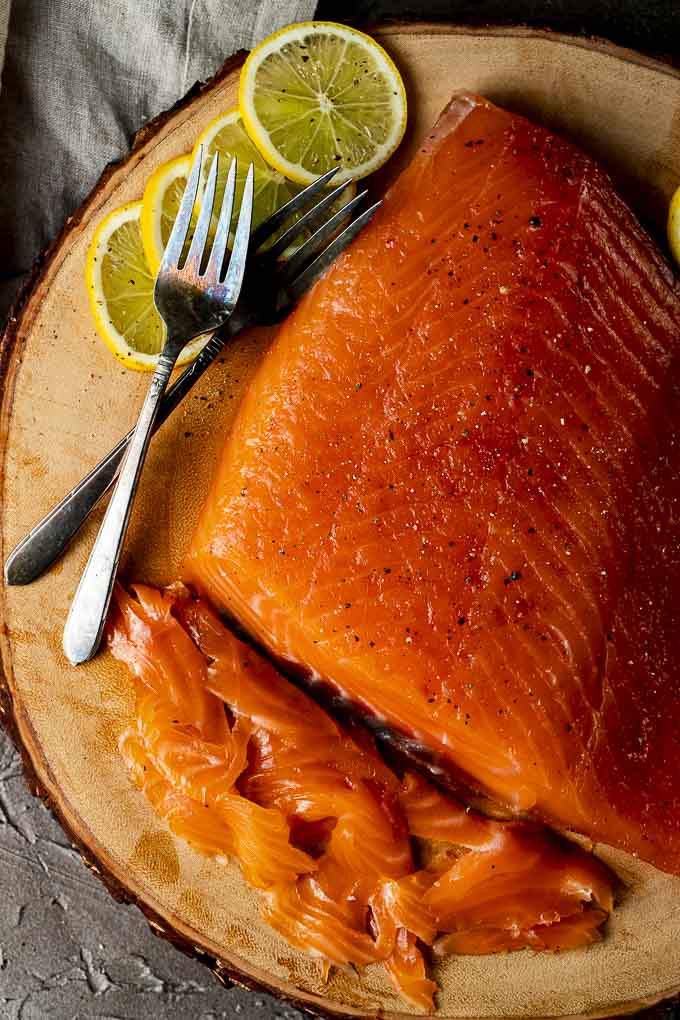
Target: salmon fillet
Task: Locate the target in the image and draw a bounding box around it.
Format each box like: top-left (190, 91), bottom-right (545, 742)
top-left (187, 94), bottom-right (680, 875)
top-left (108, 583), bottom-right (613, 1010)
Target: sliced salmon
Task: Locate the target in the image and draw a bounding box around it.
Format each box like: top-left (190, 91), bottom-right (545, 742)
top-left (433, 909), bottom-right (609, 957)
top-left (187, 93), bottom-right (680, 875)
top-left (108, 583), bottom-right (614, 1011)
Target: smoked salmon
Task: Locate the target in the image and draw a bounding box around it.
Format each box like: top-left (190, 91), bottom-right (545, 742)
top-left (108, 583), bottom-right (614, 1012)
top-left (186, 94), bottom-right (680, 875)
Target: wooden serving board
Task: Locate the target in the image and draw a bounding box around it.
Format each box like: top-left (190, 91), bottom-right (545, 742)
top-left (2, 23), bottom-right (680, 1020)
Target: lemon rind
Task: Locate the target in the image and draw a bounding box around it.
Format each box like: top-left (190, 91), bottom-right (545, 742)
top-left (141, 154), bottom-right (192, 275)
top-left (239, 21), bottom-right (407, 186)
top-left (86, 201), bottom-right (206, 373)
top-left (667, 185), bottom-right (680, 267)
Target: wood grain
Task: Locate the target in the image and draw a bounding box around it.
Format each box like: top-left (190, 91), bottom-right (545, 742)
top-left (2, 24), bottom-right (680, 1020)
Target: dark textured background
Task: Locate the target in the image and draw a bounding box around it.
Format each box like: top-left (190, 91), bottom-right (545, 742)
top-left (319, 0), bottom-right (680, 57)
top-left (1, 3), bottom-right (679, 1019)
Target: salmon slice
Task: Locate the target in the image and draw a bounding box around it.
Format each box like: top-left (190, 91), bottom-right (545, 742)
top-left (187, 93), bottom-right (680, 875)
top-left (108, 583), bottom-right (614, 1011)
top-left (433, 910), bottom-right (609, 957)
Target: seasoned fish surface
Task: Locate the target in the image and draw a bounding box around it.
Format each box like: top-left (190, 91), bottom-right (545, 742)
top-left (188, 94), bottom-right (680, 875)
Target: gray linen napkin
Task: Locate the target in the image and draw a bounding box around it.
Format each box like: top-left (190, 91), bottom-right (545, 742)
top-left (0, 0), bottom-right (316, 317)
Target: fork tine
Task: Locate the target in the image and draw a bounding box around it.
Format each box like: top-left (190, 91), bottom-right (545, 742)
top-left (264, 180), bottom-right (355, 263)
top-left (219, 163), bottom-right (254, 303)
top-left (183, 152), bottom-right (219, 272)
top-left (277, 190), bottom-right (367, 285)
top-left (158, 144), bottom-right (204, 274)
top-left (203, 157), bottom-right (237, 284)
top-left (250, 167), bottom-right (339, 252)
top-left (286, 200), bottom-right (382, 305)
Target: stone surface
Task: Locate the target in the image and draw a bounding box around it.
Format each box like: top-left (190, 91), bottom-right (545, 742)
top-left (0, 728), bottom-right (301, 1020)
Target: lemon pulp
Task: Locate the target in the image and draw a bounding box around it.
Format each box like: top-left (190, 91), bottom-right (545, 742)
top-left (239, 21), bottom-right (407, 185)
top-left (86, 201), bottom-right (208, 372)
top-left (141, 155), bottom-right (192, 274)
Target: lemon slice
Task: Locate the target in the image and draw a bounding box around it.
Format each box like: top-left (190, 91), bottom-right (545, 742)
top-left (193, 108), bottom-right (302, 246)
top-left (668, 183), bottom-right (680, 268)
top-left (141, 154), bottom-right (192, 275)
top-left (239, 20), bottom-right (407, 186)
top-left (86, 201), bottom-right (208, 372)
top-left (192, 107), bottom-right (355, 253)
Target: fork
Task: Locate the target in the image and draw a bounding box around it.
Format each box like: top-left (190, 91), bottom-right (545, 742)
top-left (62, 148), bottom-right (255, 666)
top-left (5, 169), bottom-right (380, 588)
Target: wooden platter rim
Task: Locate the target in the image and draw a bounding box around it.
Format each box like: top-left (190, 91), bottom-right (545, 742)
top-left (376, 21), bottom-right (680, 78)
top-left (2, 22), bottom-right (680, 1020)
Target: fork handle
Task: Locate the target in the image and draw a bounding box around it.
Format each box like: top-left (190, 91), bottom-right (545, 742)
top-left (3, 324), bottom-right (241, 587)
top-left (62, 352), bottom-right (178, 665)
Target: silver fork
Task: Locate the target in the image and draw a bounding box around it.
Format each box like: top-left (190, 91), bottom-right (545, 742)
top-left (5, 170), bottom-right (380, 588)
top-left (62, 148), bottom-right (255, 666)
